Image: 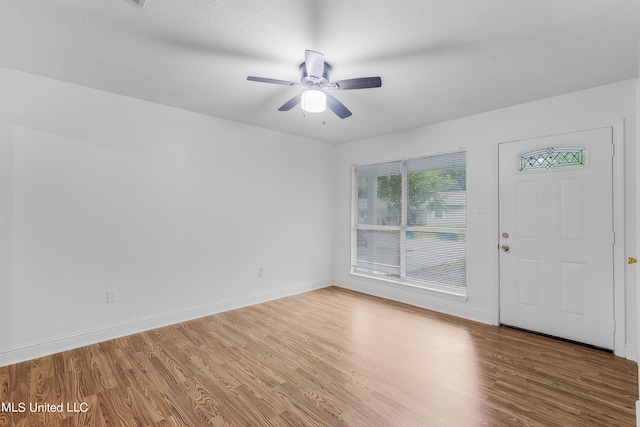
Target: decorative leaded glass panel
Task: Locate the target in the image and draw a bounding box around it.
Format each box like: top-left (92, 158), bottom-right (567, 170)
top-left (519, 147), bottom-right (585, 171)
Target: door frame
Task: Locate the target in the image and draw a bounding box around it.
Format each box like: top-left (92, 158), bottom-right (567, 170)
top-left (493, 121), bottom-right (626, 357)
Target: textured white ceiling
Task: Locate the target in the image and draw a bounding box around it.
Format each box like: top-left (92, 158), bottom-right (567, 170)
top-left (0, 0), bottom-right (639, 144)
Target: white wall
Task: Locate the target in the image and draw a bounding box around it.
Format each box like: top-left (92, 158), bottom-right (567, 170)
top-left (0, 67), bottom-right (334, 366)
top-left (333, 79), bottom-right (637, 359)
top-left (0, 66), bottom-right (636, 366)
top-left (0, 122), bottom-right (12, 353)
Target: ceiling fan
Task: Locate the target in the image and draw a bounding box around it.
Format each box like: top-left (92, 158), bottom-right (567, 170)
top-left (247, 50), bottom-right (382, 119)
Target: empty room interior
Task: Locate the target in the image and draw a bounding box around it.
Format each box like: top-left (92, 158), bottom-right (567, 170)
top-left (2, 1), bottom-right (640, 425)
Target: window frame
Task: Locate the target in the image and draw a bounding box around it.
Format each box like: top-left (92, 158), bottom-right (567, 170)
top-left (350, 149), bottom-right (467, 298)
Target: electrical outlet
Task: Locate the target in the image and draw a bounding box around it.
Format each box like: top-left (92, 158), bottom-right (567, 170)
top-left (107, 289), bottom-right (118, 303)
top-left (258, 268), bottom-right (264, 277)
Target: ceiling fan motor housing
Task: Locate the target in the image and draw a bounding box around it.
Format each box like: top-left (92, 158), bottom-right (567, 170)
top-left (247, 50), bottom-right (380, 119)
top-left (300, 62), bottom-right (331, 89)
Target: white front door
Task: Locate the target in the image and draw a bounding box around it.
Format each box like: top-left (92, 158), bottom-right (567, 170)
top-left (498, 127), bottom-right (614, 349)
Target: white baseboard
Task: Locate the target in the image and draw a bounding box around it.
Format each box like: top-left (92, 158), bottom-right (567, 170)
top-left (625, 345), bottom-right (638, 362)
top-left (0, 280), bottom-right (332, 367)
top-left (636, 400), bottom-right (640, 426)
top-left (334, 279), bottom-right (493, 325)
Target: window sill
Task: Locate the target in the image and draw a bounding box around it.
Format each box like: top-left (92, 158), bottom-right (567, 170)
top-left (350, 272), bottom-right (469, 302)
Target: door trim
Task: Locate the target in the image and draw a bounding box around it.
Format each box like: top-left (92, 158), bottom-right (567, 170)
top-left (494, 121), bottom-right (627, 358)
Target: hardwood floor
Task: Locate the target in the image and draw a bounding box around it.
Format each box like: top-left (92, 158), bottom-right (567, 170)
top-left (1, 286), bottom-right (637, 426)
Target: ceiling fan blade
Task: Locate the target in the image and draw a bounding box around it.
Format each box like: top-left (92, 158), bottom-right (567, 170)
top-left (325, 93), bottom-right (352, 119)
top-left (247, 76), bottom-right (300, 87)
top-left (330, 76), bottom-right (382, 90)
top-left (278, 94), bottom-right (303, 111)
top-left (305, 50), bottom-right (325, 78)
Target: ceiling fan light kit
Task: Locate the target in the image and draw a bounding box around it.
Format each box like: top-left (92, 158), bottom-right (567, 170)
top-left (301, 90), bottom-right (326, 113)
top-left (247, 50), bottom-right (382, 119)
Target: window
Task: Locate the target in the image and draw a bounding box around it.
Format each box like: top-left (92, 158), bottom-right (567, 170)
top-left (352, 151), bottom-right (467, 293)
top-left (519, 147), bottom-right (586, 171)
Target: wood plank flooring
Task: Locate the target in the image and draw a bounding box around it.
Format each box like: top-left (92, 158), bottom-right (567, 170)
top-left (1, 286), bottom-right (637, 426)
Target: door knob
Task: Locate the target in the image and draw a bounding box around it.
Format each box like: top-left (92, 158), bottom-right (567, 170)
top-left (501, 245), bottom-right (510, 252)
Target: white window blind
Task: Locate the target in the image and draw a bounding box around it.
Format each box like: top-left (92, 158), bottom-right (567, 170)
top-left (352, 151), bottom-right (466, 291)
